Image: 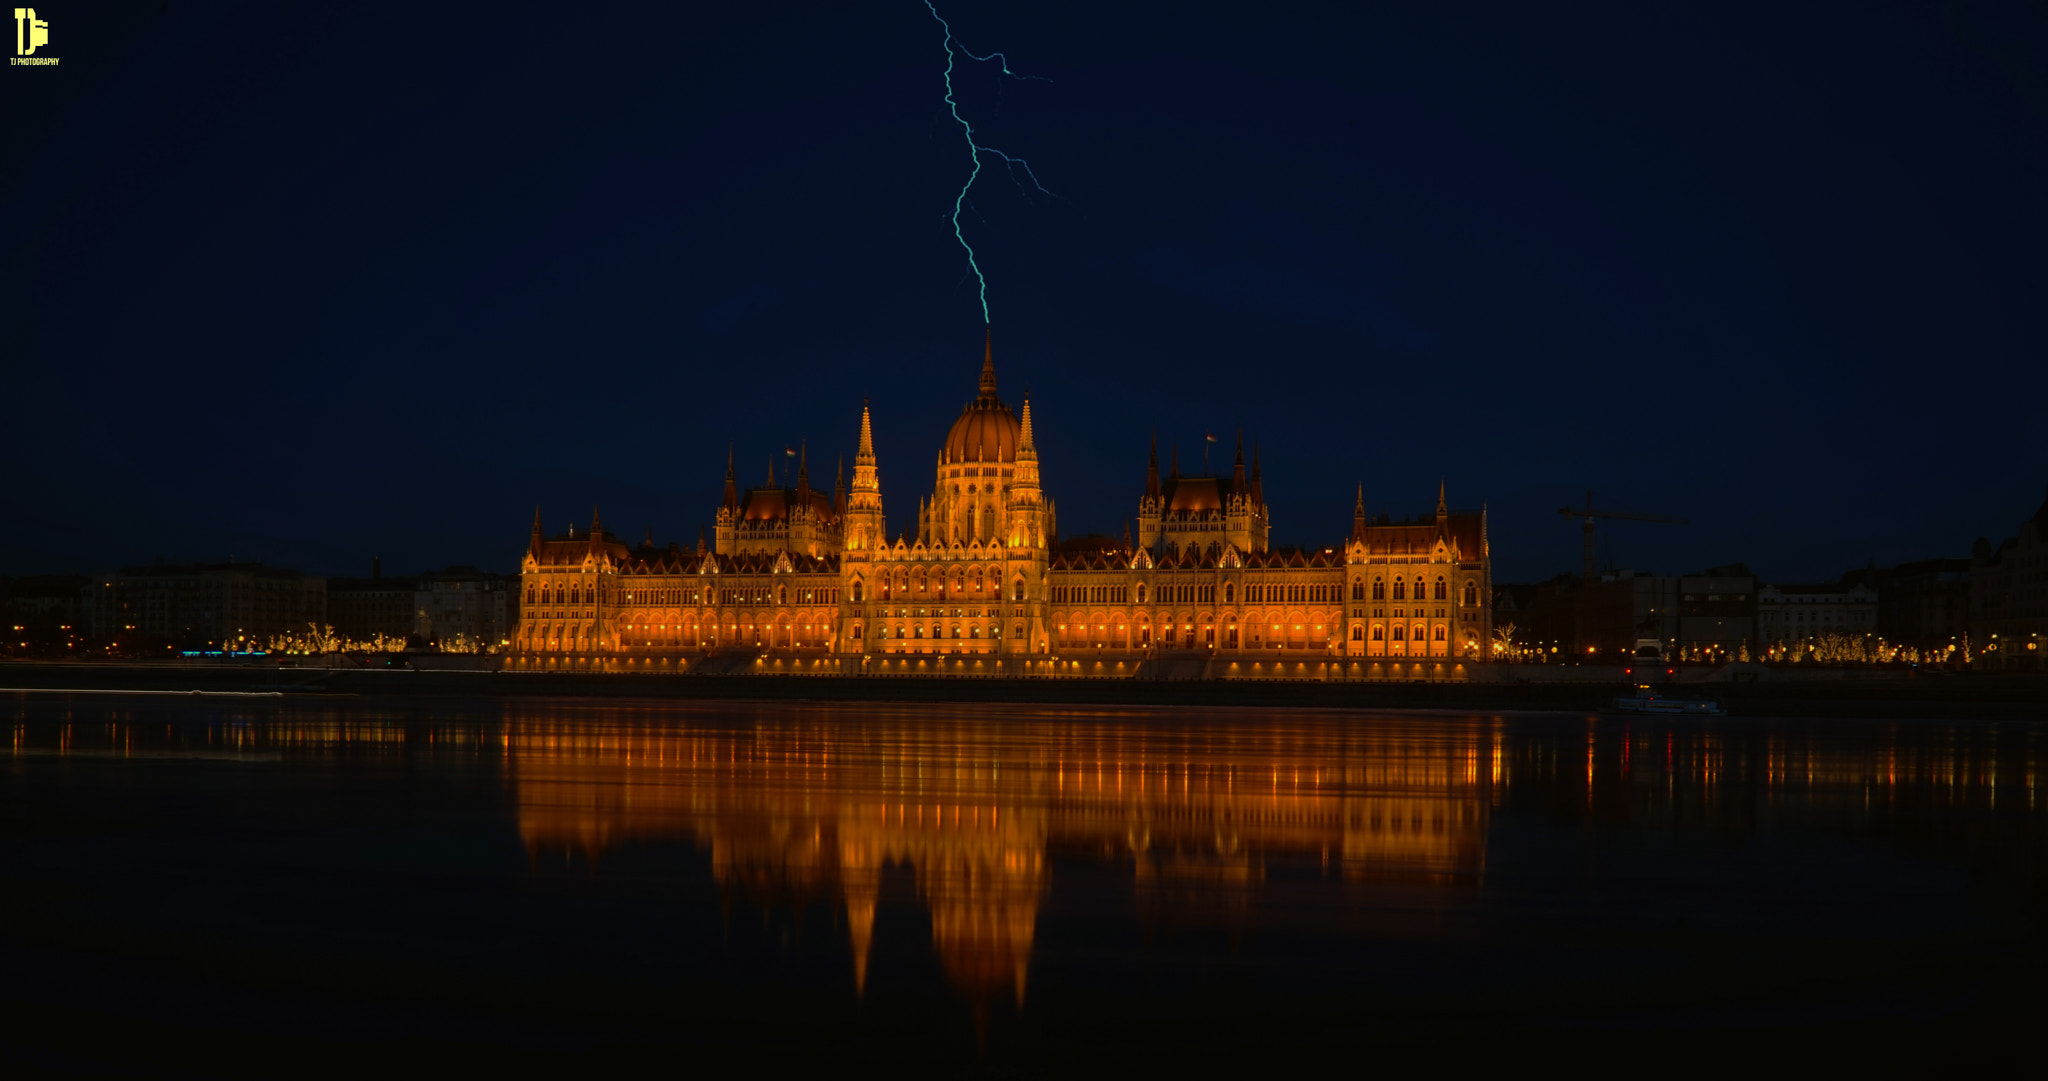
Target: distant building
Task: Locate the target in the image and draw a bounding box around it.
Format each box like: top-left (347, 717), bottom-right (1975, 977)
top-left (91, 562), bottom-right (325, 649)
top-left (1677, 566), bottom-right (1757, 657)
top-left (1491, 575), bottom-right (1578, 657)
top-left (1757, 579), bottom-right (1878, 645)
top-left (1841, 558), bottom-right (1971, 649)
top-left (415, 565), bottom-right (516, 649)
top-left (1970, 488), bottom-right (2048, 666)
top-left (325, 558), bottom-right (416, 642)
top-left (2, 575), bottom-right (90, 654)
top-left (1579, 571), bottom-right (1680, 658)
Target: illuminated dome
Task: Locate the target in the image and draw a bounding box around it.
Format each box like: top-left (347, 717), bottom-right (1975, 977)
top-left (940, 332), bottom-right (1020, 465)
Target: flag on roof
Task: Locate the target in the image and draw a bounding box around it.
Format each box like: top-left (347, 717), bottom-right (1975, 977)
top-left (1204, 433), bottom-right (1218, 443)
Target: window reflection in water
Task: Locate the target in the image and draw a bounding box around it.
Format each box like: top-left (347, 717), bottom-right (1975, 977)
top-left (505, 707), bottom-right (1496, 1004)
top-left (9, 701), bottom-right (2043, 1024)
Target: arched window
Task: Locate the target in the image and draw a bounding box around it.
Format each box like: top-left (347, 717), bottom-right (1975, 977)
top-left (1351, 626), bottom-right (1363, 641)
top-left (913, 625), bottom-right (924, 639)
top-left (1012, 579), bottom-right (1025, 601)
top-left (1372, 578), bottom-right (1385, 601)
top-left (1224, 582), bottom-right (1235, 603)
top-left (852, 622), bottom-right (864, 641)
top-left (1393, 579), bottom-right (1405, 600)
top-left (852, 580), bottom-right (864, 603)
top-left (1371, 625), bottom-right (1384, 641)
top-left (1434, 625), bottom-right (1447, 642)
top-left (1462, 581), bottom-right (1477, 606)
top-left (1434, 577), bottom-right (1446, 600)
top-left (1136, 583), bottom-right (1147, 604)
top-left (1392, 625), bottom-right (1405, 641)
top-left (970, 624), bottom-right (981, 638)
top-left (778, 585), bottom-right (787, 605)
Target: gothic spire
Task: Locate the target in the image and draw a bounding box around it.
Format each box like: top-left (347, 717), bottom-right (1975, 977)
top-left (724, 444), bottom-right (738, 510)
top-left (979, 328), bottom-right (997, 399)
top-left (1232, 428), bottom-right (1246, 490)
top-left (1145, 431), bottom-right (1161, 499)
top-left (1250, 439), bottom-right (1264, 504)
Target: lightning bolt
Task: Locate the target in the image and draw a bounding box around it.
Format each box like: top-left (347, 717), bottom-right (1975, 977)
top-left (925, 1), bottom-right (1056, 325)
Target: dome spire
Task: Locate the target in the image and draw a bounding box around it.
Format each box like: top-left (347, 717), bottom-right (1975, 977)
top-left (979, 328), bottom-right (997, 399)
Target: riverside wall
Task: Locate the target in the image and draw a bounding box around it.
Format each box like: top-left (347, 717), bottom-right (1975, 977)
top-left (1, 660), bottom-right (2041, 718)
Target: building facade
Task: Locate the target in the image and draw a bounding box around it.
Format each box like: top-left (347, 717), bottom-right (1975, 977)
top-left (326, 559), bottom-right (417, 642)
top-left (88, 562), bottom-right (325, 650)
top-left (1676, 567), bottom-right (1757, 658)
top-left (1757, 580), bottom-right (1878, 646)
top-left (1970, 488), bottom-right (2048, 665)
top-left (414, 565), bottom-right (516, 650)
top-left (511, 336), bottom-right (1491, 669)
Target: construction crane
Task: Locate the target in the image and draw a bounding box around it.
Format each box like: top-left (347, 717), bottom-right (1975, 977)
top-left (1559, 491), bottom-right (1689, 581)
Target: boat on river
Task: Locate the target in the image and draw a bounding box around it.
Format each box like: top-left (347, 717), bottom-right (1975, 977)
top-left (1607, 686), bottom-right (1725, 715)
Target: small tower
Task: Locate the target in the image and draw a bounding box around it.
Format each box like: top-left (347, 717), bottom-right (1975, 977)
top-left (844, 401), bottom-right (885, 552)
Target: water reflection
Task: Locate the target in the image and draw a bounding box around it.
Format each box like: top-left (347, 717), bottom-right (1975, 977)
top-left (5, 697), bottom-right (2043, 1042)
top-left (507, 706), bottom-right (1495, 1003)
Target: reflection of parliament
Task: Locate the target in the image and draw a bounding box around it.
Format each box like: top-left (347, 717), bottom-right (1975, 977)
top-left (512, 335), bottom-right (1492, 670)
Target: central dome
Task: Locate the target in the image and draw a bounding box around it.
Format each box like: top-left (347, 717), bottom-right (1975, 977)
top-left (943, 397), bottom-right (1020, 464)
top-left (940, 331), bottom-right (1020, 465)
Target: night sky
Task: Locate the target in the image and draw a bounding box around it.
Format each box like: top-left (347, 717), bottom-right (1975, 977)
top-left (6, 1), bottom-right (2044, 584)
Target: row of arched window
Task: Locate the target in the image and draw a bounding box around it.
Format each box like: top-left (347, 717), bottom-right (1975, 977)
top-left (874, 565), bottom-right (1020, 600)
top-left (1351, 577), bottom-right (1481, 605)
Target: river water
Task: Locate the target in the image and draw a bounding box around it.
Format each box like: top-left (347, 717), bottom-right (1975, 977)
top-left (3, 693), bottom-right (2042, 1073)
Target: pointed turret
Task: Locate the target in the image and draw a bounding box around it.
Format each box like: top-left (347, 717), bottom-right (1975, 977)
top-left (1232, 429), bottom-right (1246, 491)
top-left (590, 505), bottom-right (603, 538)
top-left (1251, 439), bottom-right (1264, 503)
top-left (643, 525), bottom-right (653, 550)
top-left (530, 505), bottom-right (543, 556)
top-left (834, 456), bottom-right (846, 516)
top-left (696, 529), bottom-right (707, 556)
top-left (1145, 431), bottom-right (1161, 499)
top-left (1353, 484), bottom-right (1366, 541)
top-left (796, 441), bottom-right (810, 504)
top-left (723, 445), bottom-right (738, 510)
top-left (856, 401), bottom-right (876, 471)
top-left (846, 400), bottom-right (885, 551)
top-left (979, 327), bottom-right (997, 399)
top-left (766, 453), bottom-right (775, 488)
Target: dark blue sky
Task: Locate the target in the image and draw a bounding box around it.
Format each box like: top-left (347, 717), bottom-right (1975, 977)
top-left (6, 1), bottom-right (2044, 583)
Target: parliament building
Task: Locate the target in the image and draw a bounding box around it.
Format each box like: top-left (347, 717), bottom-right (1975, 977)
top-left (511, 335), bottom-right (1492, 670)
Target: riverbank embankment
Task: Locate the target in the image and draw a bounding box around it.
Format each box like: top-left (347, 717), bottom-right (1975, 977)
top-left (2, 662), bottom-right (2043, 718)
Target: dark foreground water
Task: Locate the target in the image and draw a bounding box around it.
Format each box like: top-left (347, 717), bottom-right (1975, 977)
top-left (3, 694), bottom-right (2043, 1075)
